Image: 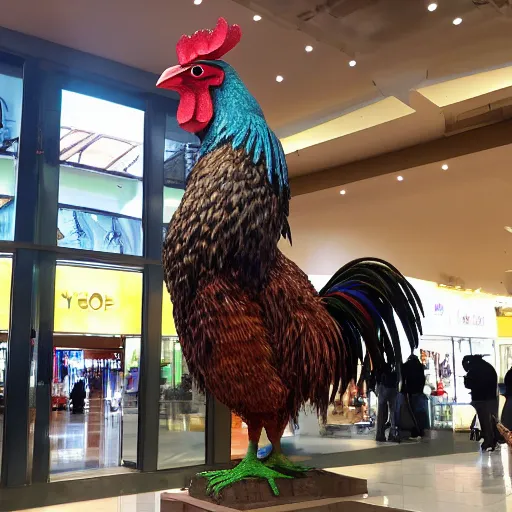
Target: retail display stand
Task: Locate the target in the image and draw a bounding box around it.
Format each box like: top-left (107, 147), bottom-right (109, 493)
top-left (161, 470), bottom-right (410, 511)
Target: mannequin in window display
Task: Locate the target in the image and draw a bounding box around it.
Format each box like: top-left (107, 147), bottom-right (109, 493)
top-left (500, 367), bottom-right (512, 430)
top-left (439, 353), bottom-right (453, 395)
top-left (330, 380), bottom-right (367, 425)
top-left (375, 363), bottom-right (399, 442)
top-left (463, 355), bottom-right (500, 451)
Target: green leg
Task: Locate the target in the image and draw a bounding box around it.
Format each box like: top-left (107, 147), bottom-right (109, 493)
top-left (199, 441), bottom-right (291, 496)
top-left (263, 448), bottom-right (311, 474)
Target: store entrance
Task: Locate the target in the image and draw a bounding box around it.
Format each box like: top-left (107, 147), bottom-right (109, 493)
top-left (50, 335), bottom-right (140, 475)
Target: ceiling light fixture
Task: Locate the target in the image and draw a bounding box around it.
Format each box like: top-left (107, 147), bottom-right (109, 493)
top-left (340, 189), bottom-right (346, 195)
top-left (193, 0), bottom-right (202, 4)
top-left (453, 17), bottom-right (463, 25)
top-left (427, 3), bottom-right (438, 11)
top-left (505, 226), bottom-right (512, 234)
top-left (441, 164), bottom-right (449, 171)
top-left (276, 75), bottom-right (284, 83)
top-left (397, 176), bottom-right (404, 182)
top-left (305, 45), bottom-right (313, 52)
top-left (253, 14), bottom-right (262, 21)
top-left (349, 60), bottom-right (357, 67)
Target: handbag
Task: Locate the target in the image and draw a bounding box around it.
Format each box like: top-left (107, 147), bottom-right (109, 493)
top-left (470, 414), bottom-right (481, 441)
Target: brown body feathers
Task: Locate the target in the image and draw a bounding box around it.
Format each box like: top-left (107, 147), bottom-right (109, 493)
top-left (163, 144), bottom-right (341, 428)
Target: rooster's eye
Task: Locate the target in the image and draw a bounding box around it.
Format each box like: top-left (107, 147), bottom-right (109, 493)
top-left (191, 66), bottom-right (204, 77)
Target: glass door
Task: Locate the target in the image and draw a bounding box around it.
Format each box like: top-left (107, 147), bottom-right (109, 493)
top-left (0, 255), bottom-right (12, 474)
top-left (50, 262), bottom-right (142, 477)
top-left (122, 336), bottom-right (140, 467)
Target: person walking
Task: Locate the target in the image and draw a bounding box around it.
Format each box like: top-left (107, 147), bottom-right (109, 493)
top-left (463, 355), bottom-right (499, 451)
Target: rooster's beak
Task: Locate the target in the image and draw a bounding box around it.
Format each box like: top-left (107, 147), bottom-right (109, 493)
top-left (156, 65), bottom-right (191, 89)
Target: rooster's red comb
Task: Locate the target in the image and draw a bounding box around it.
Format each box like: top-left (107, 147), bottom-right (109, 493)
top-left (176, 17), bottom-right (242, 66)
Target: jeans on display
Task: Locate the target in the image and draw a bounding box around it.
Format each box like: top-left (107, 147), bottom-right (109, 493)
top-left (376, 384), bottom-right (398, 440)
top-left (472, 398), bottom-right (499, 449)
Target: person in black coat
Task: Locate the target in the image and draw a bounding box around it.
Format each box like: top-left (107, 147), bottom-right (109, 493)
top-left (70, 379), bottom-right (86, 414)
top-left (402, 354), bottom-right (428, 437)
top-left (501, 367), bottom-right (512, 430)
top-left (463, 355), bottom-right (499, 451)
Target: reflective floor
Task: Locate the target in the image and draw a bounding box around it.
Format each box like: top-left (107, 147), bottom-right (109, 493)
top-left (51, 401), bottom-right (396, 476)
top-left (20, 449), bottom-right (512, 511)
top-left (50, 399), bottom-right (123, 474)
top-left (337, 448), bottom-right (512, 511)
top-left (231, 426), bottom-right (396, 460)
top-left (50, 400), bottom-right (206, 477)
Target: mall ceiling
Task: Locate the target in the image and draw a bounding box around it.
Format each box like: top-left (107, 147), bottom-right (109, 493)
top-left (1, 0), bottom-right (512, 180)
top-left (281, 142), bottom-right (512, 296)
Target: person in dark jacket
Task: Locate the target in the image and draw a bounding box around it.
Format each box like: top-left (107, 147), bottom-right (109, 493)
top-left (376, 363), bottom-right (399, 442)
top-left (500, 367), bottom-right (512, 430)
top-left (463, 355), bottom-right (499, 451)
top-left (402, 354), bottom-right (428, 437)
top-left (70, 379), bottom-right (86, 414)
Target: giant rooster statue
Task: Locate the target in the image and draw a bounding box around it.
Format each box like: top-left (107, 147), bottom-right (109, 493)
top-left (157, 18), bottom-right (423, 496)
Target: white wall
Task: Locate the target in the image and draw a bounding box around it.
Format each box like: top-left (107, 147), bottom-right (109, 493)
top-left (281, 144), bottom-right (512, 295)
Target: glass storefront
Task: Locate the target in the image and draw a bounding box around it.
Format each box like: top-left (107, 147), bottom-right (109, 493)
top-left (58, 91), bottom-right (144, 256)
top-left (419, 336), bottom-right (495, 430)
top-left (162, 113), bottom-right (198, 232)
top-left (0, 43), bottom-right (218, 488)
top-left (156, 114), bottom-right (206, 469)
top-left (0, 255), bottom-right (12, 476)
top-left (0, 63), bottom-right (22, 241)
top-left (158, 287), bottom-right (206, 469)
top-left (50, 263), bottom-right (143, 475)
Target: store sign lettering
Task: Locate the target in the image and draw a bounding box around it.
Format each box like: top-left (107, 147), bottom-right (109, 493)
top-left (459, 312), bottom-right (485, 327)
top-left (434, 303), bottom-right (444, 315)
top-left (61, 291), bottom-right (115, 311)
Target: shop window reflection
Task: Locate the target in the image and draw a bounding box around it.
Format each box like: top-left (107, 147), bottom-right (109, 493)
top-left (162, 114), bottom-right (199, 240)
top-left (0, 64), bottom-right (22, 241)
top-left (58, 91), bottom-right (144, 256)
top-left (58, 207), bottom-right (142, 255)
top-left (158, 285), bottom-right (206, 469)
top-left (0, 255), bottom-right (13, 478)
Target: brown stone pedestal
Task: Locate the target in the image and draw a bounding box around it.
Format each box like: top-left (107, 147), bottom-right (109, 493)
top-left (161, 470), bottom-right (408, 512)
top-left (188, 469), bottom-right (366, 508)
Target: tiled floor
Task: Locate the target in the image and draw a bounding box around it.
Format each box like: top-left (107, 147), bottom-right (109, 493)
top-left (335, 448), bottom-right (512, 511)
top-left (17, 448), bottom-right (512, 511)
top-left (20, 493), bottom-right (161, 512)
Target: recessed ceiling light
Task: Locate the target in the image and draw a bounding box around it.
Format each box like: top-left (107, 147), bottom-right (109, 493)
top-left (340, 189), bottom-right (346, 195)
top-left (427, 3), bottom-right (438, 12)
top-left (305, 45), bottom-right (314, 53)
top-left (505, 226), bottom-right (512, 234)
top-left (276, 75), bottom-right (284, 83)
top-left (253, 14), bottom-right (262, 21)
top-left (397, 176), bottom-right (404, 182)
top-left (193, 0), bottom-right (202, 4)
top-left (349, 60), bottom-right (357, 67)
top-left (441, 164), bottom-right (449, 171)
top-left (453, 17), bottom-right (463, 25)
